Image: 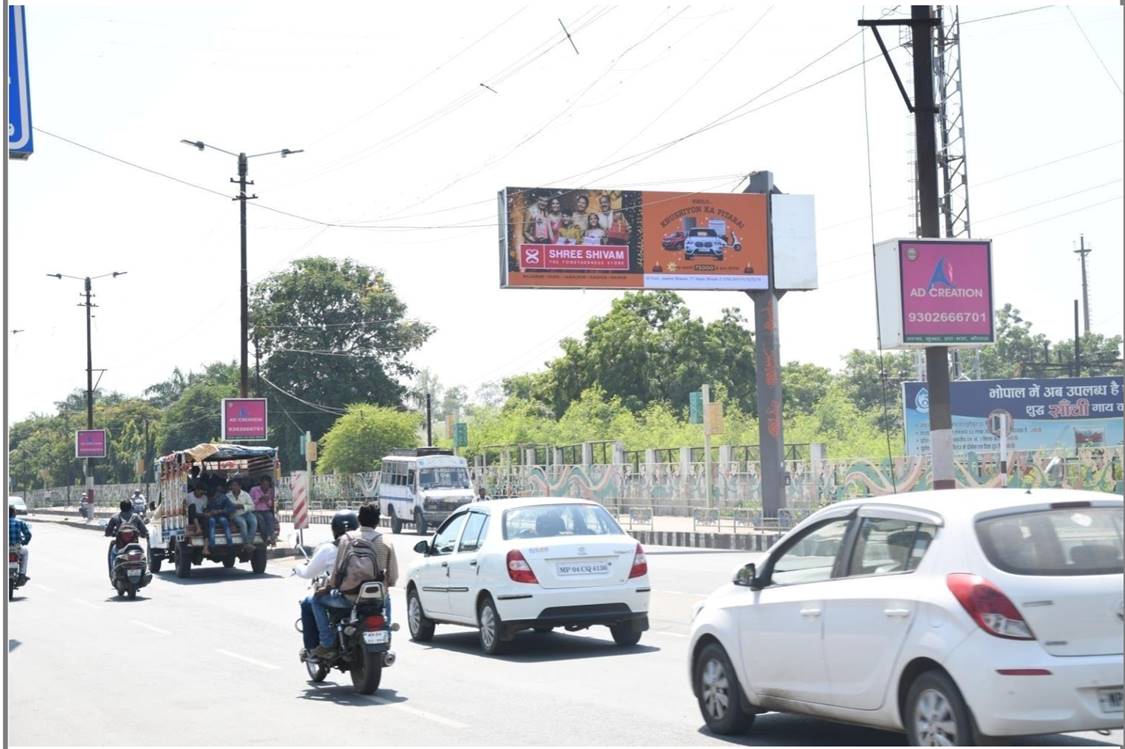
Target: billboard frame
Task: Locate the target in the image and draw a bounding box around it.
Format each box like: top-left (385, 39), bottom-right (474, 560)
top-left (220, 397), bottom-right (269, 442)
top-left (75, 429), bottom-right (107, 459)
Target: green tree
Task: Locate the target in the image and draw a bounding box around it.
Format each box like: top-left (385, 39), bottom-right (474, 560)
top-left (782, 362), bottom-right (834, 414)
top-left (318, 405), bottom-right (421, 473)
top-left (250, 257), bottom-right (433, 469)
top-left (978, 304), bottom-right (1051, 378)
top-left (838, 349), bottom-right (916, 432)
top-left (157, 362), bottom-right (239, 453)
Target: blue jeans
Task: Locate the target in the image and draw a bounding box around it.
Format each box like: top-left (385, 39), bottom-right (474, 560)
top-left (255, 511), bottom-right (276, 542)
top-left (232, 512), bottom-right (258, 543)
top-left (300, 596), bottom-right (320, 651)
top-left (207, 516), bottom-right (233, 547)
top-left (309, 591), bottom-right (353, 648)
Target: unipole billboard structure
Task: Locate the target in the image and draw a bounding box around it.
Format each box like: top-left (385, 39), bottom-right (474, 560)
top-left (498, 179), bottom-right (817, 517)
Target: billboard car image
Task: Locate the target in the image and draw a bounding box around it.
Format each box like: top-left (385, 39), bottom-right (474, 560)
top-left (500, 187), bottom-right (769, 290)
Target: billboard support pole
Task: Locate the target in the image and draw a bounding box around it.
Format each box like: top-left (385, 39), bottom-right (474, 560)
top-left (745, 171), bottom-right (786, 519)
top-left (702, 385), bottom-right (713, 511)
top-left (912, 6), bottom-right (954, 490)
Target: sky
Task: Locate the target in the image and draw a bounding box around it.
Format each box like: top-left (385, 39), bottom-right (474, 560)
top-left (6, 1), bottom-right (1124, 422)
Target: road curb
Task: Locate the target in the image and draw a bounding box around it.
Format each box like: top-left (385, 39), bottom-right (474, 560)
top-left (628, 528), bottom-right (783, 551)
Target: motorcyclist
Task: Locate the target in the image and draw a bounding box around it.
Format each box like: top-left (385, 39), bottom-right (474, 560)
top-left (9, 505), bottom-right (31, 582)
top-left (105, 499), bottom-right (148, 579)
top-left (79, 491), bottom-right (95, 522)
top-left (294, 510), bottom-right (357, 658)
top-left (131, 490), bottom-right (146, 517)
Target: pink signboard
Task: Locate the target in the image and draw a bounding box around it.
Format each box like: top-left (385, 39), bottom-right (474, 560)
top-left (899, 240), bottom-right (993, 344)
top-left (221, 398), bottom-right (268, 441)
top-left (75, 429), bottom-right (107, 458)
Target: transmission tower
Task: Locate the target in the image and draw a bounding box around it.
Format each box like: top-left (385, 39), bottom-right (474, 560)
top-left (935, 7), bottom-right (972, 239)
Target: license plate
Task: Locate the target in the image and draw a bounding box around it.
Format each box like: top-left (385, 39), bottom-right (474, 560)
top-left (1098, 688), bottom-right (1123, 714)
top-left (363, 630), bottom-right (389, 645)
top-left (127, 569), bottom-right (141, 578)
top-left (556, 561), bottom-right (610, 576)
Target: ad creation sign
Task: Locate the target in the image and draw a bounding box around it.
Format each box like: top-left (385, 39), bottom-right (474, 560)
top-left (75, 429), bottom-right (107, 458)
top-left (874, 238), bottom-right (994, 347)
top-left (221, 398), bottom-right (268, 441)
top-left (499, 187), bottom-right (772, 290)
top-left (903, 376), bottom-right (1123, 455)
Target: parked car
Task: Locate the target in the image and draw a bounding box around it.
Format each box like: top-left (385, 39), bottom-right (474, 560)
top-left (688, 489), bottom-right (1123, 745)
top-left (683, 228), bottom-right (724, 261)
top-left (405, 497), bottom-right (650, 654)
top-left (662, 231), bottom-right (685, 250)
top-left (8, 496), bottom-right (27, 515)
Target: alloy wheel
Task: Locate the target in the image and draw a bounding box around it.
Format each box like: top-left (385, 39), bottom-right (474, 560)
top-left (480, 605), bottom-right (497, 649)
top-left (914, 688), bottom-right (958, 746)
top-left (700, 657), bottom-right (730, 721)
top-left (408, 595), bottom-right (422, 633)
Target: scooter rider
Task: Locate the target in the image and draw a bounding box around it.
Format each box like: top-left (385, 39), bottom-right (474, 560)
top-left (105, 499), bottom-right (148, 578)
top-left (9, 505), bottom-right (31, 582)
top-left (294, 511), bottom-right (357, 658)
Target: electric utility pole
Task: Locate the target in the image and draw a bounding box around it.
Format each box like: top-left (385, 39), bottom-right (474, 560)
top-left (861, 6), bottom-right (954, 489)
top-left (180, 139), bottom-right (304, 396)
top-left (1075, 234), bottom-right (1092, 335)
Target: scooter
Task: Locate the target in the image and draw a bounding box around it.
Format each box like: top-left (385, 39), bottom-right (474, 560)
top-left (9, 546), bottom-right (27, 600)
top-left (294, 553), bottom-right (396, 694)
top-left (109, 526), bottom-right (152, 599)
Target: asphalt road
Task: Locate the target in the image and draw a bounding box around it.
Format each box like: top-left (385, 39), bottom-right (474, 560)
top-left (7, 522), bottom-right (1122, 746)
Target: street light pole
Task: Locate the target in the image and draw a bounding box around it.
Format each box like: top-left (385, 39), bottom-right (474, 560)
top-left (181, 139), bottom-right (304, 397)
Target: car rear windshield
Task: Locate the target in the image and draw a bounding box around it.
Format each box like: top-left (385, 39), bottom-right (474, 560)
top-left (503, 504), bottom-right (622, 540)
top-left (976, 506), bottom-right (1124, 576)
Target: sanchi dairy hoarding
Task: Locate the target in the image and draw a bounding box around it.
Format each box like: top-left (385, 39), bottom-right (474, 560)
top-left (498, 187), bottom-right (771, 290)
top-left (874, 238), bottom-right (994, 347)
top-left (903, 376), bottom-right (1124, 455)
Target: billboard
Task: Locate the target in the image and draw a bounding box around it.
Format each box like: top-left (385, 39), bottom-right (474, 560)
top-left (75, 429), bottom-right (107, 458)
top-left (875, 238), bottom-right (994, 347)
top-left (221, 398), bottom-right (268, 441)
top-left (499, 187), bottom-right (770, 290)
top-left (903, 376), bottom-right (1124, 455)
top-left (8, 6), bottom-right (33, 158)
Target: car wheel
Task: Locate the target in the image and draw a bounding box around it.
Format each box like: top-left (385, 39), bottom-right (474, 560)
top-left (222, 556), bottom-right (236, 568)
top-left (414, 509), bottom-right (428, 536)
top-left (477, 595), bottom-right (508, 655)
top-left (695, 643), bottom-right (754, 735)
top-left (407, 587), bottom-right (435, 642)
top-left (905, 670), bottom-right (979, 746)
top-left (609, 622), bottom-right (642, 646)
top-left (390, 510), bottom-right (403, 534)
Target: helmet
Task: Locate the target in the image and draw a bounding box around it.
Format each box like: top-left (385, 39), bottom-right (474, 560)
top-left (330, 511), bottom-right (359, 539)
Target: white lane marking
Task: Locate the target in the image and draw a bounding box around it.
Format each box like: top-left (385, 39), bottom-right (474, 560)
top-left (369, 696), bottom-right (470, 729)
top-left (34, 584), bottom-right (54, 592)
top-left (216, 648), bottom-right (281, 670)
top-left (130, 620), bottom-right (171, 635)
top-left (73, 598), bottom-right (100, 610)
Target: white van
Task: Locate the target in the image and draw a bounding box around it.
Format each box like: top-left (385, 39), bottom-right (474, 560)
top-left (379, 449), bottom-right (474, 535)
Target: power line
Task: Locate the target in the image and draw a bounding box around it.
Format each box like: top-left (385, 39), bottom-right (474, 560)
top-left (960, 6), bottom-right (1054, 25)
top-left (991, 195), bottom-right (1123, 237)
top-left (1066, 6), bottom-right (1123, 95)
top-left (258, 372), bottom-right (346, 415)
top-left (974, 178), bottom-right (1122, 225)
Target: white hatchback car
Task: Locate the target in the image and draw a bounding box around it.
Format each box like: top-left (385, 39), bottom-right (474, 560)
top-left (405, 497), bottom-right (650, 654)
top-left (688, 489), bottom-right (1123, 745)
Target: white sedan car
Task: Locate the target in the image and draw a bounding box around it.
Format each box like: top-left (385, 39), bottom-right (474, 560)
top-left (688, 489), bottom-right (1123, 745)
top-left (404, 497), bottom-right (650, 654)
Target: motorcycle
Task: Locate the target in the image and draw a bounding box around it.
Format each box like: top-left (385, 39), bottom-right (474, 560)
top-left (9, 546), bottom-right (26, 600)
top-left (110, 525), bottom-right (152, 599)
top-left (295, 570), bottom-right (397, 695)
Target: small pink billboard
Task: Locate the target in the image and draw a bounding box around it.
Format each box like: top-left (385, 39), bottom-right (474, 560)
top-left (221, 398), bottom-right (268, 441)
top-left (875, 238), bottom-right (994, 348)
top-left (75, 429), bottom-right (108, 458)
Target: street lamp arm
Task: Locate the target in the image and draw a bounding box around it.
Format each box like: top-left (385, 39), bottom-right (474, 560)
top-left (247, 147), bottom-right (304, 159)
top-left (180, 139), bottom-right (239, 158)
top-left (89, 271), bottom-right (128, 280)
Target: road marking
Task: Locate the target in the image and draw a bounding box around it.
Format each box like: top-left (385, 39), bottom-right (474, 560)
top-left (34, 584), bottom-right (54, 592)
top-left (73, 598), bottom-right (100, 610)
top-left (216, 648), bottom-right (281, 670)
top-left (130, 620), bottom-right (171, 635)
top-left (369, 696), bottom-right (469, 729)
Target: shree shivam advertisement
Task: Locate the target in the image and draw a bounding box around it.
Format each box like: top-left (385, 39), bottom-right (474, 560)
top-left (498, 187), bottom-right (770, 290)
top-left (903, 376), bottom-right (1124, 455)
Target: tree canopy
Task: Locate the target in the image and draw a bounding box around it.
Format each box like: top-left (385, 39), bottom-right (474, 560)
top-left (317, 404), bottom-right (420, 474)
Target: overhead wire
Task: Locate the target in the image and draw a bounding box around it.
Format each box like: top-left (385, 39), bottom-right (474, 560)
top-left (259, 372), bottom-right (346, 415)
top-left (1065, 6), bottom-right (1123, 95)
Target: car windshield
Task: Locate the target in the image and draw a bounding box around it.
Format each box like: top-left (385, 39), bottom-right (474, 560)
top-left (503, 504), bottom-right (623, 540)
top-left (419, 467), bottom-right (470, 490)
top-left (976, 506), bottom-right (1124, 576)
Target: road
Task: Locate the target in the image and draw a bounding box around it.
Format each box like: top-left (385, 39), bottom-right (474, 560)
top-left (7, 522), bottom-right (1122, 746)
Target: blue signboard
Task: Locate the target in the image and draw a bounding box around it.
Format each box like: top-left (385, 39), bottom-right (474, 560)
top-left (904, 376), bottom-right (1124, 455)
top-left (8, 5), bottom-right (33, 158)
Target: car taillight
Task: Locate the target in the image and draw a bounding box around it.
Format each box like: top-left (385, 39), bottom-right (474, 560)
top-left (8, 553), bottom-right (18, 563)
top-left (946, 573), bottom-right (1034, 640)
top-left (507, 549), bottom-right (538, 584)
top-left (629, 544), bottom-right (648, 579)
top-left (364, 615), bottom-right (385, 630)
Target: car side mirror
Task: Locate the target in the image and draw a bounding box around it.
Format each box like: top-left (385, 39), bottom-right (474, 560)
top-left (733, 562), bottom-right (762, 590)
top-left (413, 540), bottom-right (430, 556)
